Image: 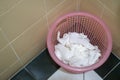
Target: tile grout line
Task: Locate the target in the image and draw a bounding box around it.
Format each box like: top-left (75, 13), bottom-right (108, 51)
top-left (43, 0), bottom-right (50, 30)
top-left (77, 0), bottom-right (82, 11)
top-left (45, 0), bottom-right (66, 16)
top-left (9, 67), bottom-right (25, 80)
top-left (96, 0), bottom-right (116, 16)
top-left (24, 68), bottom-right (37, 80)
top-left (112, 52), bottom-right (120, 60)
top-left (0, 28), bottom-right (22, 64)
top-left (47, 67), bottom-right (61, 79)
top-left (43, 0), bottom-right (47, 14)
top-left (9, 48), bottom-right (46, 79)
top-left (22, 48), bottom-right (46, 68)
top-left (76, 0), bottom-right (79, 11)
top-left (45, 15), bottom-right (49, 30)
top-left (10, 45), bottom-right (23, 64)
top-left (0, 29), bottom-right (9, 52)
top-left (0, 43), bottom-right (9, 52)
top-left (79, 0), bottom-right (82, 10)
top-left (83, 72), bottom-right (85, 80)
top-left (0, 60), bottom-right (20, 76)
top-left (100, 5), bottom-right (105, 18)
top-left (12, 75), bottom-right (22, 80)
top-left (103, 62), bottom-right (120, 79)
top-left (0, 0), bottom-right (24, 17)
top-left (21, 43), bottom-right (43, 57)
top-left (11, 48), bottom-right (46, 78)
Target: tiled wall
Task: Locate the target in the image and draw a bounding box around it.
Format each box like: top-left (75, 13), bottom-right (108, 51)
top-left (0, 0), bottom-right (77, 79)
top-left (0, 0), bottom-right (119, 79)
top-left (79, 0), bottom-right (120, 57)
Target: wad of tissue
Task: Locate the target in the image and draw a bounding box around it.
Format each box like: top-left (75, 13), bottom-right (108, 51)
top-left (55, 31), bottom-right (101, 67)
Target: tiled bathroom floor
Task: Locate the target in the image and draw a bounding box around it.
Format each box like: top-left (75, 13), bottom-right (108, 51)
top-left (10, 49), bottom-right (120, 80)
top-left (48, 68), bottom-right (102, 80)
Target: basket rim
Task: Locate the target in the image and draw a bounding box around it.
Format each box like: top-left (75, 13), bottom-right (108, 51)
top-left (47, 12), bottom-right (112, 73)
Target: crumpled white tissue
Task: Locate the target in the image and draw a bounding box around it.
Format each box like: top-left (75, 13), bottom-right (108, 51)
top-left (55, 31), bottom-right (101, 67)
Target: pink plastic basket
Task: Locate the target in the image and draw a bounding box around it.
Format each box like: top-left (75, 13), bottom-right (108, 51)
top-left (47, 12), bottom-right (112, 73)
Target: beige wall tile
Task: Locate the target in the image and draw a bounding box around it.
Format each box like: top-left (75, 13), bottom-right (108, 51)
top-left (102, 10), bottom-right (120, 47)
top-left (76, 0), bottom-right (81, 11)
top-left (0, 60), bottom-right (22, 80)
top-left (0, 0), bottom-right (19, 15)
top-left (102, 9), bottom-right (120, 57)
top-left (80, 0), bottom-right (104, 18)
top-left (21, 44), bottom-right (45, 65)
top-left (99, 0), bottom-right (113, 9)
top-left (45, 0), bottom-right (64, 12)
top-left (12, 17), bottom-right (48, 64)
top-left (47, 0), bottom-right (77, 27)
top-left (0, 0), bottom-right (45, 42)
top-left (0, 46), bottom-right (18, 73)
top-left (99, 0), bottom-right (120, 15)
top-left (112, 47), bottom-right (120, 58)
top-left (0, 30), bottom-right (8, 49)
